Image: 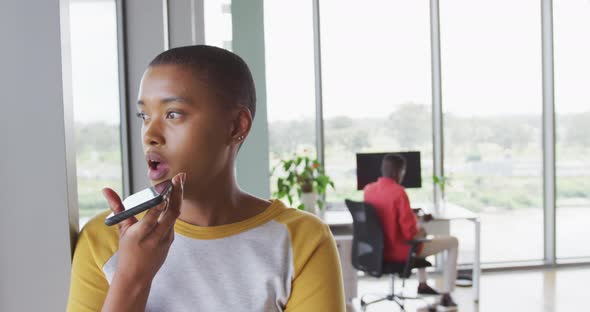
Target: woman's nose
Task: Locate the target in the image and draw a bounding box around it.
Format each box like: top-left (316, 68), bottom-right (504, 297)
top-left (143, 119), bottom-right (165, 147)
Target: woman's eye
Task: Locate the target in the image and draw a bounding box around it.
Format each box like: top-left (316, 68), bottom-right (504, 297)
top-left (166, 112), bottom-right (181, 119)
top-left (136, 112), bottom-right (148, 121)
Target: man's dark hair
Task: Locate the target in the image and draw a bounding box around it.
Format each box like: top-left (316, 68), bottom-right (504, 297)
top-left (149, 45), bottom-right (256, 120)
top-left (381, 154), bottom-right (407, 179)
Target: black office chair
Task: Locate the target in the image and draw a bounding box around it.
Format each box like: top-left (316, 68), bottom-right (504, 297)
top-left (345, 199), bottom-right (433, 311)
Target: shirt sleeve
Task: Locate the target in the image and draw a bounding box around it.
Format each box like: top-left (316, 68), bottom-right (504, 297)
top-left (396, 190), bottom-right (419, 241)
top-left (67, 212), bottom-right (117, 312)
top-left (285, 224), bottom-right (346, 312)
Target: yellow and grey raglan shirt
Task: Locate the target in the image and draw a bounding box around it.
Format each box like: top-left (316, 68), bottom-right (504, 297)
top-left (67, 200), bottom-right (346, 312)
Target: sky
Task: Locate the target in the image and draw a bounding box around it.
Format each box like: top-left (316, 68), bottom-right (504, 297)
top-left (69, 0), bottom-right (590, 125)
top-left (264, 0), bottom-right (590, 121)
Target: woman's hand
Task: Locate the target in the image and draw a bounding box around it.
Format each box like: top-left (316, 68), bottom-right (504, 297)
top-left (100, 172), bottom-right (185, 312)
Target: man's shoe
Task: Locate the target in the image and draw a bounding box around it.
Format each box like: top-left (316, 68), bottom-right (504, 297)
top-left (437, 294), bottom-right (458, 311)
top-left (417, 284), bottom-right (440, 296)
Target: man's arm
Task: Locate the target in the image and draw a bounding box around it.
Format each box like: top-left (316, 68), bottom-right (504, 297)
top-left (397, 191), bottom-right (419, 240)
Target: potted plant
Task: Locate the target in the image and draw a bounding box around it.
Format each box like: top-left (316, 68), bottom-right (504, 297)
top-left (271, 155), bottom-right (335, 216)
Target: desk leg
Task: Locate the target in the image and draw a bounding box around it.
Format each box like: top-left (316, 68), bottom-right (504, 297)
top-left (473, 218), bottom-right (481, 302)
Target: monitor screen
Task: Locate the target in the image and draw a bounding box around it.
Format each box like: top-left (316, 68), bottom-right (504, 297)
top-left (356, 151), bottom-right (422, 190)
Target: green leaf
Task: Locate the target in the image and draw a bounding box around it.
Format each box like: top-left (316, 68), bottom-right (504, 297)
top-left (317, 175), bottom-right (329, 187)
top-left (316, 199), bottom-right (323, 209)
top-left (270, 153), bottom-right (334, 210)
top-left (277, 178), bottom-right (284, 190)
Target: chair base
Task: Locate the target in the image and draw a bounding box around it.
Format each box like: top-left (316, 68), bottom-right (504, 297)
top-left (360, 293), bottom-right (428, 311)
top-left (360, 294), bottom-right (403, 311)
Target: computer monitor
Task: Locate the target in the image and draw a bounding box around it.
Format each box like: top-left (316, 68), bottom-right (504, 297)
top-left (356, 151), bottom-right (422, 190)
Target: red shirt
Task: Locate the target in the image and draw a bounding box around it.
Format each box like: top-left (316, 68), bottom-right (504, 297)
top-left (363, 177), bottom-right (420, 262)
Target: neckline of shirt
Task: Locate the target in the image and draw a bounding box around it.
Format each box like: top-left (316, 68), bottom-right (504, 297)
top-left (171, 199), bottom-right (285, 240)
top-left (378, 176), bottom-right (399, 185)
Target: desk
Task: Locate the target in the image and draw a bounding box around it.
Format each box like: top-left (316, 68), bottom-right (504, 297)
top-left (324, 203), bottom-right (481, 302)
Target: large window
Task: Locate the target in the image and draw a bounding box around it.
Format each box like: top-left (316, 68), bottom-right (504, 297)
top-left (69, 0), bottom-right (123, 226)
top-left (262, 0), bottom-right (590, 267)
top-left (554, 0), bottom-right (590, 259)
top-left (264, 1), bottom-right (317, 201)
top-left (440, 0), bottom-right (543, 263)
top-left (320, 0), bottom-right (433, 206)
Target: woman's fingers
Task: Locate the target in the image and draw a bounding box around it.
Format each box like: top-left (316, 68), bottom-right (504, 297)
top-left (102, 188), bottom-right (137, 234)
top-left (155, 173), bottom-right (185, 236)
top-left (137, 201), bottom-right (167, 234)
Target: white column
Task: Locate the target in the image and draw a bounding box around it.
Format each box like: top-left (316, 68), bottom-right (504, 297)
top-left (232, 0), bottom-right (271, 199)
top-left (168, 0), bottom-right (205, 47)
top-left (123, 0), bottom-right (169, 193)
top-left (430, 0), bottom-right (445, 214)
top-left (541, 0), bottom-right (556, 265)
top-left (312, 0), bottom-right (326, 167)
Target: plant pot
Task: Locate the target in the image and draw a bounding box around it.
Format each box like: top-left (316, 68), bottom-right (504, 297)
top-left (300, 192), bottom-right (318, 215)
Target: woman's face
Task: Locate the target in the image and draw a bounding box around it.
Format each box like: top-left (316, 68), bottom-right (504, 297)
top-left (136, 64), bottom-right (237, 190)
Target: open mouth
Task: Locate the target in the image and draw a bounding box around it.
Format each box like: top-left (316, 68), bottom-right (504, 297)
top-left (148, 159), bottom-right (161, 170)
top-left (146, 152), bottom-right (170, 180)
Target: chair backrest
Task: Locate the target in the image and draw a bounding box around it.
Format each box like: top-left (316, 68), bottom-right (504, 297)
top-left (345, 199), bottom-right (384, 277)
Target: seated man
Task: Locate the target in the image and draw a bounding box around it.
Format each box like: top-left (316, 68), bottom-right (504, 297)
top-left (363, 154), bottom-right (458, 310)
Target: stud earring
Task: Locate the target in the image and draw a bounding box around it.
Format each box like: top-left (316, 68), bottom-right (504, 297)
top-left (238, 135), bottom-right (244, 141)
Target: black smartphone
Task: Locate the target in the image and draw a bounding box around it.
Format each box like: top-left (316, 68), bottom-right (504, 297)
top-left (105, 180), bottom-right (174, 226)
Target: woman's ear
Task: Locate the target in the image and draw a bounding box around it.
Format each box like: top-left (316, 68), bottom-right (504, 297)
top-left (229, 106), bottom-right (253, 144)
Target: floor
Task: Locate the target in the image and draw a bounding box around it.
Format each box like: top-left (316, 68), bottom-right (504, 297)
top-left (350, 266), bottom-right (590, 312)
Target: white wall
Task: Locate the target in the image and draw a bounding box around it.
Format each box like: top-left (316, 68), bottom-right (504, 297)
top-left (0, 0), bottom-right (76, 311)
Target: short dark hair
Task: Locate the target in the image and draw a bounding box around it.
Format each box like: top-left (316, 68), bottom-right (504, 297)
top-left (381, 154), bottom-right (406, 178)
top-left (149, 45), bottom-right (256, 120)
